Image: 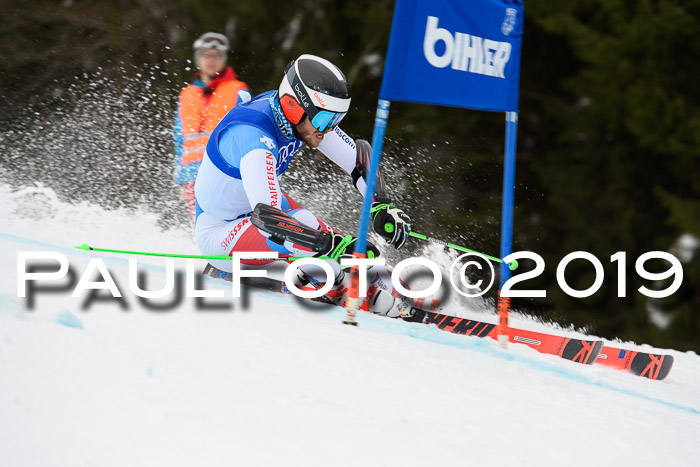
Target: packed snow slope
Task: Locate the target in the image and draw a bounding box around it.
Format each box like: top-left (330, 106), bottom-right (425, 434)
top-left (1, 184), bottom-right (699, 467)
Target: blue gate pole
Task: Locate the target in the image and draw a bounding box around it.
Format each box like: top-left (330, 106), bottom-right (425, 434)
top-left (354, 99), bottom-right (391, 255)
top-left (500, 111), bottom-right (519, 285)
top-left (497, 111), bottom-right (519, 346)
top-left (343, 99), bottom-right (390, 325)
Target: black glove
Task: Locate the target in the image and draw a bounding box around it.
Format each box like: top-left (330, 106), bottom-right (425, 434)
top-left (317, 232), bottom-right (381, 261)
top-left (371, 202), bottom-right (411, 249)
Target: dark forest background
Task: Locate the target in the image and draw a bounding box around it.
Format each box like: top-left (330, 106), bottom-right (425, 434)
top-left (1, 0), bottom-right (698, 351)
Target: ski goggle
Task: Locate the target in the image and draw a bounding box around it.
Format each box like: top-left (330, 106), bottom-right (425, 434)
top-left (278, 94), bottom-right (346, 132)
top-left (309, 109), bottom-right (347, 133)
top-left (193, 33), bottom-right (229, 52)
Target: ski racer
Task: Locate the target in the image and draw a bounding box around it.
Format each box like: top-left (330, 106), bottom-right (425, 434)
top-left (195, 54), bottom-right (412, 317)
top-left (174, 32), bottom-right (252, 221)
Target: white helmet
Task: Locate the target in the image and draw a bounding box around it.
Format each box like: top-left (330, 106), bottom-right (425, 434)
top-left (278, 54), bottom-right (351, 132)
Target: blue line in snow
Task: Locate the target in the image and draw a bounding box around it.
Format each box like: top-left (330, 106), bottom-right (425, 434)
top-left (347, 309), bottom-right (700, 416)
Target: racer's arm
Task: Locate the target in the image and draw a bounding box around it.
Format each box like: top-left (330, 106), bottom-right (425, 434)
top-left (240, 149), bottom-right (282, 211)
top-left (317, 127), bottom-right (411, 249)
top-left (218, 125), bottom-right (282, 211)
top-left (317, 126), bottom-right (376, 199)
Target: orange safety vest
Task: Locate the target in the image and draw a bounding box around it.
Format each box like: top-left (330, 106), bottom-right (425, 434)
top-left (177, 67), bottom-right (249, 166)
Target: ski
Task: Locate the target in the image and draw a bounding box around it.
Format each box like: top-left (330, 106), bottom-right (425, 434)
top-left (203, 265), bottom-right (602, 366)
top-left (595, 345), bottom-right (674, 380)
top-left (415, 314), bottom-right (673, 379)
top-left (411, 310), bottom-right (603, 365)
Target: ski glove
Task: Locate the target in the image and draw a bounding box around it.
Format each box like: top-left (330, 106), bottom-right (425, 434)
top-left (317, 232), bottom-right (381, 261)
top-left (371, 203), bottom-right (411, 249)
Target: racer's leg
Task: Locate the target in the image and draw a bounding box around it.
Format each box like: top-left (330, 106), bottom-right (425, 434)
top-left (195, 193), bottom-right (340, 282)
top-left (195, 194), bottom-right (421, 315)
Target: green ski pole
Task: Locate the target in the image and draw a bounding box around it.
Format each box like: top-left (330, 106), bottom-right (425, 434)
top-left (75, 243), bottom-right (315, 262)
top-left (408, 232), bottom-right (518, 270)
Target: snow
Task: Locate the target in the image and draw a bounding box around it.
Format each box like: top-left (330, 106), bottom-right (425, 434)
top-left (1, 183), bottom-right (700, 467)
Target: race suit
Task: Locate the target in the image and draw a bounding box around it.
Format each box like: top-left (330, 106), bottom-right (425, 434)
top-left (194, 90), bottom-right (371, 276)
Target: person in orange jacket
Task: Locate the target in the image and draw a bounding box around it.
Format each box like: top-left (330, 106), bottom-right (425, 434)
top-left (174, 32), bottom-right (252, 222)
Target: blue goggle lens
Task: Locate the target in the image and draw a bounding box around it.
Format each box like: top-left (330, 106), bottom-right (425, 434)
top-left (310, 110), bottom-right (346, 132)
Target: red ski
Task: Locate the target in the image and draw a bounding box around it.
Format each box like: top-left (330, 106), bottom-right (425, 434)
top-left (595, 345), bottom-right (674, 380)
top-left (417, 311), bottom-right (603, 365)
